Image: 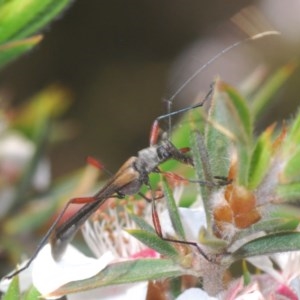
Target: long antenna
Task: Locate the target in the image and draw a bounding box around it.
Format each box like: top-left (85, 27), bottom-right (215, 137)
top-left (164, 30), bottom-right (280, 137)
top-left (167, 31), bottom-right (280, 103)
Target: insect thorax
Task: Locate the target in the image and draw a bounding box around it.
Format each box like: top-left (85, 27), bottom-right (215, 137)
top-left (136, 140), bottom-right (174, 174)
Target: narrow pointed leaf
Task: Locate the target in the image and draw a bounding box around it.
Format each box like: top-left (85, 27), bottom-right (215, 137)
top-left (242, 260), bottom-right (251, 286)
top-left (190, 129), bottom-right (213, 229)
top-left (253, 218), bottom-right (299, 233)
top-left (24, 286), bottom-right (41, 300)
top-left (285, 108), bottom-right (300, 146)
top-left (218, 82), bottom-right (252, 185)
top-left (12, 85), bottom-right (72, 135)
top-left (236, 218), bottom-right (299, 240)
top-left (128, 212), bottom-right (156, 234)
top-left (251, 63), bottom-right (297, 120)
top-left (190, 128), bottom-right (212, 183)
top-left (49, 259), bottom-right (183, 298)
top-left (2, 275), bottom-right (20, 300)
top-left (283, 148), bottom-right (300, 182)
top-left (205, 80), bottom-right (231, 178)
top-left (0, 0), bottom-right (74, 44)
top-left (220, 82), bottom-right (252, 142)
top-left (277, 183), bottom-right (300, 201)
top-left (127, 229), bottom-right (178, 257)
top-left (161, 176), bottom-right (185, 239)
top-left (232, 232), bottom-right (300, 261)
top-left (0, 35), bottom-right (42, 69)
top-left (247, 126), bottom-right (273, 189)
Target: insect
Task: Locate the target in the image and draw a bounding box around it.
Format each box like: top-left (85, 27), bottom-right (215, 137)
top-left (5, 31), bottom-right (279, 279)
top-left (5, 92), bottom-right (213, 279)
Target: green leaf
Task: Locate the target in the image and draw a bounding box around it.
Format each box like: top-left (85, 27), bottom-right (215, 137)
top-left (218, 82), bottom-right (253, 185)
top-left (169, 277), bottom-right (182, 299)
top-left (251, 63), bottom-right (297, 120)
top-left (24, 286), bottom-right (41, 300)
top-left (190, 129), bottom-right (212, 185)
top-left (49, 259), bottom-right (184, 298)
top-left (236, 218), bottom-right (299, 240)
top-left (198, 227), bottom-right (228, 249)
top-left (242, 260), bottom-right (251, 286)
top-left (189, 129), bottom-right (215, 231)
top-left (0, 35), bottom-right (42, 69)
top-left (171, 113), bottom-right (196, 149)
top-left (2, 275), bottom-right (20, 300)
top-left (277, 183), bottom-right (300, 201)
top-left (283, 148), bottom-right (300, 182)
top-left (205, 80), bottom-right (231, 178)
top-left (285, 108), bottom-right (300, 146)
top-left (128, 212), bottom-right (156, 234)
top-left (220, 82), bottom-right (252, 143)
top-left (247, 126), bottom-right (273, 189)
top-left (232, 232), bottom-right (300, 261)
top-left (11, 85), bottom-right (72, 137)
top-left (0, 0), bottom-right (74, 44)
top-left (271, 204), bottom-right (300, 221)
top-left (161, 176), bottom-right (185, 239)
top-left (254, 218), bottom-right (299, 233)
top-left (127, 229), bottom-right (178, 257)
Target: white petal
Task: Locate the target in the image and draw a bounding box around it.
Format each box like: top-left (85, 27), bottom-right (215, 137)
top-left (68, 282), bottom-right (148, 300)
top-left (290, 277), bottom-right (300, 298)
top-left (32, 244), bottom-right (115, 297)
top-left (161, 207), bottom-right (206, 241)
top-left (179, 207), bottom-right (206, 240)
top-left (176, 288), bottom-right (217, 300)
top-left (235, 290), bottom-right (264, 300)
top-left (0, 132), bottom-right (34, 164)
top-left (32, 157), bottom-right (51, 191)
top-left (160, 209), bottom-right (176, 236)
top-left (272, 252), bottom-right (300, 282)
top-left (271, 252), bottom-right (291, 270)
top-left (247, 256), bottom-right (282, 282)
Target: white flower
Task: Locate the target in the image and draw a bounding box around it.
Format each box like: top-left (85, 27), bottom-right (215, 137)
top-left (0, 131), bottom-right (51, 216)
top-left (0, 244), bottom-right (114, 299)
top-left (37, 198), bottom-right (157, 298)
top-left (0, 132), bottom-right (34, 173)
top-left (2, 181), bottom-right (159, 300)
top-left (67, 282), bottom-right (148, 300)
top-left (176, 287), bottom-right (217, 300)
top-left (0, 131), bottom-right (51, 189)
top-left (161, 206), bottom-right (207, 241)
top-left (247, 252), bottom-right (300, 299)
top-left (32, 244), bottom-right (115, 298)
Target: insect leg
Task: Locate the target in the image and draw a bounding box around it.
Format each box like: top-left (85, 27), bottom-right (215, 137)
top-left (162, 171), bottom-right (231, 187)
top-left (146, 182), bottom-right (211, 262)
top-left (5, 196), bottom-right (96, 279)
top-left (138, 191), bottom-right (164, 203)
top-left (149, 83), bottom-right (214, 146)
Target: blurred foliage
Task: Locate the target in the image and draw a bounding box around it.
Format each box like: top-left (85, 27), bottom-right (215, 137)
top-left (0, 85), bottom-right (73, 271)
top-left (0, 0), bottom-right (75, 297)
top-left (0, 0), bottom-right (74, 69)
